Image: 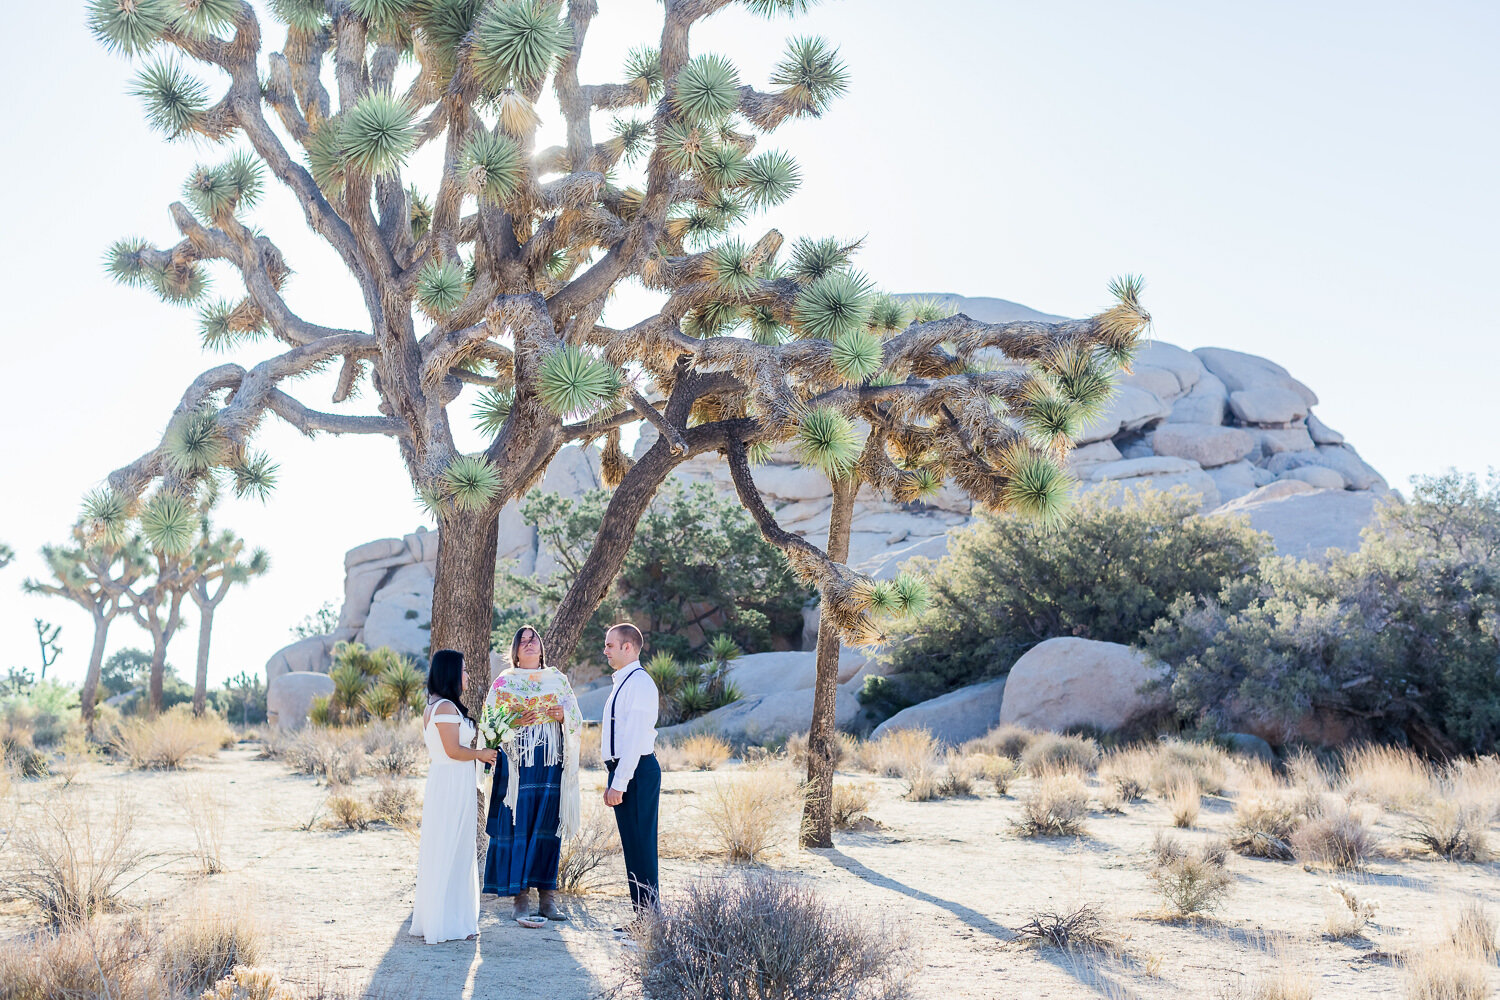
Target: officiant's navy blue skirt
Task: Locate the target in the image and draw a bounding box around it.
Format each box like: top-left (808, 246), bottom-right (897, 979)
top-left (483, 749), bottom-right (562, 895)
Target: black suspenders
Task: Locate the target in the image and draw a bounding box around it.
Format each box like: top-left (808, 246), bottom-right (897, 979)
top-left (607, 667), bottom-right (643, 761)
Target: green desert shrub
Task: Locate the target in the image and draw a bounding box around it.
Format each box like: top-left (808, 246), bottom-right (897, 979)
top-left (883, 489), bottom-right (1270, 703)
top-left (492, 482), bottom-right (813, 673)
top-left (1146, 470), bottom-right (1500, 755)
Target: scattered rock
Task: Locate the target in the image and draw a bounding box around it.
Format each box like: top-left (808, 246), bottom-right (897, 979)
top-left (1166, 373), bottom-right (1228, 425)
top-left (998, 638), bottom-right (1168, 733)
top-left (1249, 427), bottom-right (1315, 457)
top-left (268, 671), bottom-right (336, 730)
top-left (1266, 445), bottom-right (1387, 491)
top-left (1307, 412), bottom-right (1344, 445)
top-left (870, 678), bottom-right (1008, 746)
top-left (657, 684), bottom-right (860, 743)
top-left (1223, 732), bottom-right (1277, 763)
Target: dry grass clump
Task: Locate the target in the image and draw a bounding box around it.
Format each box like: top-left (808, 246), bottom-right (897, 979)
top-left (628, 873), bottom-right (913, 1000)
top-left (1341, 744), bottom-right (1434, 810)
top-left (157, 906), bottom-right (264, 995)
top-left (787, 731), bottom-right (857, 768)
top-left (1291, 802), bottom-right (1380, 870)
top-left (655, 739), bottom-right (690, 771)
top-left (1100, 747), bottom-right (1152, 805)
top-left (1323, 883), bottom-right (1377, 938)
top-left (4, 793), bottom-right (156, 924)
top-left (1016, 902), bottom-right (1113, 952)
top-left (936, 752), bottom-right (987, 798)
top-left (0, 904), bottom-right (264, 1000)
top-left (579, 724), bottom-right (603, 769)
top-left (831, 782), bottom-right (874, 830)
top-left (201, 965), bottom-right (300, 1000)
top-left (111, 707), bottom-right (228, 769)
top-left (558, 804), bottom-right (620, 894)
top-left (1148, 832), bottom-right (1233, 916)
top-left (369, 778), bottom-right (419, 827)
top-left (1401, 946), bottom-right (1490, 1000)
top-left (857, 728), bottom-right (940, 779)
top-left (182, 780), bottom-right (229, 875)
top-left (368, 731), bottom-right (423, 777)
top-left (1443, 756), bottom-right (1500, 820)
top-left (1447, 900), bottom-right (1497, 960)
top-left (700, 766), bottom-right (799, 862)
top-left (1166, 774), bottom-right (1202, 828)
top-left (963, 723), bottom-right (1036, 760)
top-left (1408, 798), bottom-right (1491, 862)
top-left (328, 793), bottom-right (372, 831)
top-left (1148, 739), bottom-right (1229, 795)
top-left (1229, 796), bottom-right (1302, 860)
top-left (678, 733), bottom-right (732, 771)
top-left (986, 755), bottom-right (1020, 795)
top-left (1013, 770), bottom-right (1090, 837)
top-left (1019, 732), bottom-right (1100, 776)
top-left (283, 729), bottom-right (367, 784)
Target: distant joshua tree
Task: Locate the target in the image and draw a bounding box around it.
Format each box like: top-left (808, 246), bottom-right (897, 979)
top-left (187, 520), bottom-right (270, 715)
top-left (83, 0), bottom-right (1147, 834)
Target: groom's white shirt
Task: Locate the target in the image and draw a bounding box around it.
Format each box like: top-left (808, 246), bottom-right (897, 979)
top-left (600, 659), bottom-right (658, 793)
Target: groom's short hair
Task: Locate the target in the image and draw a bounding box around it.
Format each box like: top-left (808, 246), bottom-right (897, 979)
top-left (608, 622), bottom-right (644, 653)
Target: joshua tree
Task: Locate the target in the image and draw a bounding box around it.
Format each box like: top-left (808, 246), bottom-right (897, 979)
top-left (0, 542), bottom-right (13, 570)
top-left (83, 1), bottom-right (1149, 836)
top-left (24, 525), bottom-right (150, 729)
top-left (187, 520), bottom-right (270, 715)
top-left (31, 621), bottom-right (63, 681)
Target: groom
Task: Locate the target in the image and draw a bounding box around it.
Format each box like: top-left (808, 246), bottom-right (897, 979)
top-left (600, 623), bottom-right (660, 921)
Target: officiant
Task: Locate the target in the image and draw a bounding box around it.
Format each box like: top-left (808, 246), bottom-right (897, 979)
top-left (482, 626), bottom-right (584, 927)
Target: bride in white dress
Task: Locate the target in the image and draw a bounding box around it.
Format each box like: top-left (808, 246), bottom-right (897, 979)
top-left (410, 649), bottom-right (498, 945)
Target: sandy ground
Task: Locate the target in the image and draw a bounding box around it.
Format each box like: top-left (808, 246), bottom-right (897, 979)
top-left (4, 744), bottom-right (1500, 1000)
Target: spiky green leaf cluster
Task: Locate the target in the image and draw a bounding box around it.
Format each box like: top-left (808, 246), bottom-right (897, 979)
top-left (409, 185), bottom-right (433, 241)
top-left (906, 296), bottom-right (956, 323)
top-left (536, 345), bottom-right (620, 417)
top-left (787, 236), bottom-right (853, 284)
top-left (82, 488), bottom-right (132, 546)
top-left (623, 45), bottom-right (663, 98)
top-left (660, 122), bottom-right (713, 174)
top-left (342, 91), bottom-right (418, 176)
top-left (472, 387), bottom-right (515, 436)
top-left (748, 306), bottom-right (786, 345)
top-left (746, 441), bottom-right (775, 465)
top-left (197, 299), bottom-right (264, 351)
top-left (415, 259), bottom-right (467, 315)
top-left (413, 0), bottom-right (480, 54)
top-left (88, 0), bottom-right (171, 55)
top-left (904, 467), bottom-right (943, 500)
top-left (770, 36), bottom-right (848, 115)
top-left (866, 580), bottom-right (901, 615)
top-left (459, 129), bottom-right (524, 202)
top-left (867, 293), bottom-right (907, 333)
top-left (440, 455), bottom-right (502, 511)
top-left (105, 238), bottom-right (153, 286)
top-left (1021, 389), bottom-right (1081, 447)
top-left (742, 150), bottom-right (800, 207)
top-left (1001, 451), bottom-right (1072, 521)
top-left (164, 409), bottom-right (226, 474)
top-left (741, 0), bottom-right (816, 16)
top-left (306, 114), bottom-right (349, 196)
top-left (706, 633), bottom-right (742, 662)
top-left (611, 117), bottom-right (653, 163)
top-left (140, 492), bottom-right (199, 556)
top-left (149, 263), bottom-right (210, 304)
top-left (472, 0), bottom-right (573, 90)
top-left (231, 451), bottom-right (279, 501)
top-left (184, 151), bottom-right (263, 221)
top-left (707, 239), bottom-right (757, 297)
top-left (132, 59), bottom-right (209, 139)
top-left (794, 406), bottom-right (860, 479)
top-left (830, 329), bottom-right (884, 382)
top-left (682, 300), bottom-right (743, 338)
top-left (170, 0), bottom-right (242, 37)
top-left (1046, 347), bottom-right (1116, 423)
top-left (269, 0), bottom-right (326, 32)
top-left (892, 572), bottom-right (930, 616)
top-left (671, 54), bottom-right (741, 124)
top-left (793, 270), bottom-right (873, 339)
top-left (700, 143), bottom-right (749, 188)
top-left (350, 0), bottom-right (415, 26)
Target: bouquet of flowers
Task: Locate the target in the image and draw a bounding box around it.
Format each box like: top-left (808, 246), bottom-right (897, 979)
top-left (477, 701), bottom-right (523, 775)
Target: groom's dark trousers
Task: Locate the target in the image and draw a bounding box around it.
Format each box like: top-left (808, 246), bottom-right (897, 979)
top-left (606, 753), bottom-right (660, 911)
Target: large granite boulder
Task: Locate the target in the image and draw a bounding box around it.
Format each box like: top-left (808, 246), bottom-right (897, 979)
top-left (870, 678), bottom-right (1008, 746)
top-left (1075, 386), bottom-right (1172, 444)
top-left (1195, 348), bottom-right (1318, 405)
top-left (268, 671), bottom-right (335, 731)
top-left (1212, 485), bottom-right (1384, 561)
top-left (1266, 444), bottom-right (1387, 491)
top-left (1228, 387), bottom-right (1309, 425)
top-left (657, 684), bottom-right (860, 743)
top-left (1149, 424), bottom-right (1253, 468)
top-left (265, 632), bottom-right (352, 687)
top-left (1083, 457), bottom-right (1221, 510)
top-left (1166, 373), bottom-right (1228, 425)
top-left (727, 648), bottom-right (872, 697)
top-left (998, 638), bottom-right (1168, 733)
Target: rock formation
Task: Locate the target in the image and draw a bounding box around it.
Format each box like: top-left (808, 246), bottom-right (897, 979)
top-left (265, 319), bottom-right (1392, 736)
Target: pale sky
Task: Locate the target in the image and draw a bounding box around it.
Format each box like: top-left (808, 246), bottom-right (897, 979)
top-left (1, 1), bottom-right (1495, 692)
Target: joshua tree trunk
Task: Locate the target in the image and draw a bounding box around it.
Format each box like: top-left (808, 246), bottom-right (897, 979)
top-left (81, 607), bottom-right (115, 734)
top-left (139, 591), bottom-right (186, 716)
top-left (803, 475), bottom-right (857, 848)
top-left (191, 603), bottom-right (216, 717)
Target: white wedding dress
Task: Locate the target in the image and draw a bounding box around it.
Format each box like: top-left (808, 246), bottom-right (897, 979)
top-left (409, 700), bottom-right (480, 944)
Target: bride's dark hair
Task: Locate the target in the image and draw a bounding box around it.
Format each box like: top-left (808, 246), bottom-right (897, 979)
top-left (509, 625), bottom-right (548, 670)
top-left (426, 649), bottom-right (472, 722)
